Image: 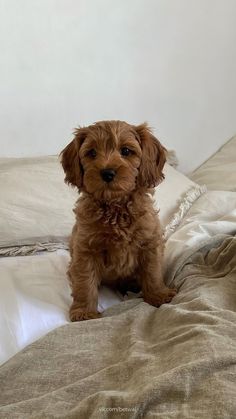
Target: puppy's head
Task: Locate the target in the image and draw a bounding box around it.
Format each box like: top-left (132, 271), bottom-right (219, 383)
top-left (60, 121), bottom-right (166, 200)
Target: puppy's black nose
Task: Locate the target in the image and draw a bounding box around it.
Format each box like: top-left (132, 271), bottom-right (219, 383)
top-left (101, 168), bottom-right (116, 183)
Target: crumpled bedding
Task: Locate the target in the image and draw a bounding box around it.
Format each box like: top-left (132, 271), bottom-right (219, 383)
top-left (164, 190), bottom-right (236, 281)
top-left (0, 232), bottom-right (235, 418)
top-left (0, 142), bottom-right (236, 417)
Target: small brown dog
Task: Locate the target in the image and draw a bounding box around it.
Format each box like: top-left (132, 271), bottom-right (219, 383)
top-left (61, 120), bottom-right (176, 321)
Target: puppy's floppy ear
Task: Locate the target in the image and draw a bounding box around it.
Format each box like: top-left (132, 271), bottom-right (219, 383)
top-left (135, 123), bottom-right (166, 188)
top-left (60, 127), bottom-right (88, 188)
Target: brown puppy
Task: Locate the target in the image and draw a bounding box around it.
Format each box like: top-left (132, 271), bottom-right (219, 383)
top-left (61, 120), bottom-right (176, 321)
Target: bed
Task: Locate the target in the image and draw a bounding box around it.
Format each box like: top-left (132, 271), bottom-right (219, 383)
top-left (0, 137), bottom-right (235, 418)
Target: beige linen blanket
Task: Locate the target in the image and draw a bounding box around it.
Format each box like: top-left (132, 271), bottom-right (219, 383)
top-left (0, 234), bottom-right (236, 418)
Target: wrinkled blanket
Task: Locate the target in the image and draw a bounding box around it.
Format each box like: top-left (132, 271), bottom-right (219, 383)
top-left (0, 234), bottom-right (236, 419)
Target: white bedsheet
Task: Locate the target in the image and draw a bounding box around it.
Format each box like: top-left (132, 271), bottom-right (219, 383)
top-left (1, 190), bottom-right (236, 366)
top-left (164, 191), bottom-right (236, 285)
top-left (0, 251), bottom-right (122, 365)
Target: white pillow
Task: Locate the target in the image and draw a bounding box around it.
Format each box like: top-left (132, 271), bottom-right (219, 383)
top-left (0, 156), bottom-right (77, 248)
top-left (0, 156), bottom-right (205, 250)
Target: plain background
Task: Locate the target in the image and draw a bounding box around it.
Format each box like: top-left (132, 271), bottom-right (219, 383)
top-left (0, 0), bottom-right (235, 172)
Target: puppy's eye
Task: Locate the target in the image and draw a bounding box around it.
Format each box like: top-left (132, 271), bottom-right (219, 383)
top-left (120, 147), bottom-right (133, 157)
top-left (86, 149), bottom-right (97, 158)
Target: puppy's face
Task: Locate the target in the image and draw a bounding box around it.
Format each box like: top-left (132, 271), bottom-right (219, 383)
top-left (79, 122), bottom-right (142, 200)
top-left (61, 121), bottom-right (166, 200)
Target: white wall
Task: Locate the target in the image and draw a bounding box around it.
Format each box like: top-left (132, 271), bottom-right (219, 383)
top-left (0, 0), bottom-right (235, 172)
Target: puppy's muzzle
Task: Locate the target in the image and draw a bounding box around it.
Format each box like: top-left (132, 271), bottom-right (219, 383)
top-left (100, 169), bottom-right (116, 183)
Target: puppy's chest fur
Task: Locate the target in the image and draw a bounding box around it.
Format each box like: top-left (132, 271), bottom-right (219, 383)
top-left (74, 193), bottom-right (160, 280)
top-left (94, 203), bottom-right (142, 273)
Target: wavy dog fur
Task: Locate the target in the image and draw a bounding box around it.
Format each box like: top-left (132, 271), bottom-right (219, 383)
top-left (61, 120), bottom-right (176, 321)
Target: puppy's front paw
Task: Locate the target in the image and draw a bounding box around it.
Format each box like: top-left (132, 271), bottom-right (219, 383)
top-left (70, 305), bottom-right (101, 322)
top-left (144, 287), bottom-right (177, 307)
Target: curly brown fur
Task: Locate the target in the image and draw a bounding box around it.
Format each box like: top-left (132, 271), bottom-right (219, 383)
top-left (61, 120), bottom-right (176, 321)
